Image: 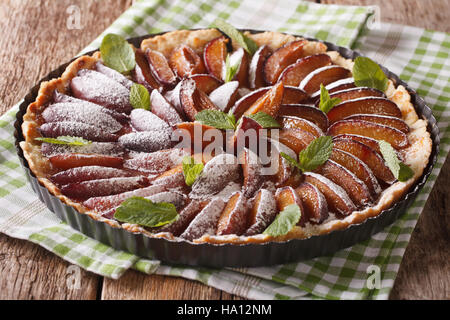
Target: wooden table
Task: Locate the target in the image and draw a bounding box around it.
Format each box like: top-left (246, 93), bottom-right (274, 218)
top-left (0, 0), bottom-right (448, 300)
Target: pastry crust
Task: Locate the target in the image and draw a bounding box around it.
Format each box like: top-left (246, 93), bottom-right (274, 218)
top-left (20, 29), bottom-right (432, 244)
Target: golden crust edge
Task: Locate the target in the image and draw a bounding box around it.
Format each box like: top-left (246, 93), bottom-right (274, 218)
top-left (19, 29), bottom-right (433, 245)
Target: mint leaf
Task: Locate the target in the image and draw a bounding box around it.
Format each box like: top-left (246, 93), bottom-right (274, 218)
top-left (263, 204), bottom-right (301, 237)
top-left (224, 53), bottom-right (241, 83)
top-left (247, 112), bottom-right (281, 128)
top-left (319, 84), bottom-right (341, 114)
top-left (195, 109), bottom-right (236, 130)
top-left (298, 136), bottom-right (333, 172)
top-left (114, 197), bottom-right (178, 227)
top-left (182, 156), bottom-right (204, 187)
top-left (211, 18), bottom-right (258, 55)
top-left (378, 140), bottom-right (414, 182)
top-left (35, 136), bottom-right (92, 146)
top-left (130, 83), bottom-right (150, 110)
top-left (353, 56), bottom-right (388, 92)
top-left (280, 152), bottom-right (302, 171)
top-left (100, 33), bottom-right (136, 74)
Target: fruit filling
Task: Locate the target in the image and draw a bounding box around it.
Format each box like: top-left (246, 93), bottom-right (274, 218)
top-left (25, 26), bottom-right (424, 243)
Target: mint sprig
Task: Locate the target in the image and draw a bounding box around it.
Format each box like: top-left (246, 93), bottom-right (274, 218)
top-left (35, 136), bottom-right (92, 146)
top-left (211, 18), bottom-right (258, 55)
top-left (130, 83), bottom-right (150, 110)
top-left (114, 197), bottom-right (178, 227)
top-left (182, 156), bottom-right (204, 187)
top-left (247, 112), bottom-right (281, 128)
top-left (224, 53), bottom-right (242, 83)
top-left (195, 109), bottom-right (237, 130)
top-left (281, 136), bottom-right (333, 172)
top-left (353, 56), bottom-right (388, 92)
top-left (263, 204), bottom-right (301, 237)
top-left (100, 33), bottom-right (136, 74)
top-left (319, 84), bottom-right (341, 114)
top-left (378, 140), bottom-right (414, 182)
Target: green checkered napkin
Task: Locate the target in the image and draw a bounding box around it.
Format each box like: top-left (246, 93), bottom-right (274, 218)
top-left (0, 0), bottom-right (448, 299)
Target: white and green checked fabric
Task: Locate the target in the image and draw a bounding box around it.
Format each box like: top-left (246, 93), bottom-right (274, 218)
top-left (0, 0), bottom-right (448, 299)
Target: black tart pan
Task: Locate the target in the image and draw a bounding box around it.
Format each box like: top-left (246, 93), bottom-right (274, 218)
top-left (14, 31), bottom-right (440, 268)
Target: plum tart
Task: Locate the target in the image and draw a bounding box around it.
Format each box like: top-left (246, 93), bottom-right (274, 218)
top-left (20, 25), bottom-right (432, 245)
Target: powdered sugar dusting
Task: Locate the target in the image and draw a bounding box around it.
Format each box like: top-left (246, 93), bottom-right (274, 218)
top-left (39, 121), bottom-right (118, 142)
top-left (43, 102), bottom-right (122, 133)
top-left (146, 191), bottom-right (186, 210)
top-left (83, 184), bottom-right (166, 212)
top-left (189, 153), bottom-right (240, 200)
top-left (118, 131), bottom-right (171, 153)
top-left (41, 142), bottom-right (125, 157)
top-left (180, 198), bottom-right (226, 241)
top-left (124, 148), bottom-right (189, 173)
top-left (95, 62), bottom-right (134, 89)
top-left (70, 69), bottom-right (132, 114)
top-left (244, 189), bottom-right (277, 236)
top-left (130, 108), bottom-right (171, 132)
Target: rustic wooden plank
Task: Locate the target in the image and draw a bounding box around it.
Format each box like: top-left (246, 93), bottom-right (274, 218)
top-left (0, 233), bottom-right (99, 299)
top-left (101, 270), bottom-right (242, 300)
top-left (322, 0), bottom-right (450, 32)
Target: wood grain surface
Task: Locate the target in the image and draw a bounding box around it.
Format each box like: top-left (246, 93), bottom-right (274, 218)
top-left (0, 0), bottom-right (448, 300)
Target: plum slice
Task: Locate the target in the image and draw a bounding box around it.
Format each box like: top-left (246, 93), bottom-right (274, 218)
top-left (278, 104), bottom-right (329, 132)
top-left (155, 200), bottom-right (208, 236)
top-left (240, 148), bottom-right (265, 198)
top-left (329, 148), bottom-right (381, 198)
top-left (244, 189), bottom-right (277, 236)
top-left (316, 160), bottom-right (373, 207)
top-left (295, 182), bottom-right (328, 224)
top-left (150, 89), bottom-right (185, 126)
top-left (248, 45), bottom-right (272, 89)
top-left (60, 176), bottom-right (149, 199)
top-left (333, 138), bottom-right (395, 184)
top-left (83, 184), bottom-right (166, 212)
top-left (124, 148), bottom-right (189, 174)
top-left (303, 172), bottom-right (356, 216)
top-left (130, 108), bottom-right (171, 132)
top-left (70, 69), bottom-right (132, 114)
top-left (263, 40), bottom-right (306, 84)
top-left (327, 119), bottom-right (409, 149)
top-left (243, 81), bottom-right (284, 118)
top-left (314, 87), bottom-right (385, 107)
top-left (209, 81), bottom-right (239, 112)
top-left (179, 78), bottom-right (219, 121)
top-left (299, 65), bottom-right (352, 94)
top-left (204, 36), bottom-right (229, 80)
top-left (189, 153), bottom-right (240, 200)
top-left (169, 44), bottom-right (206, 78)
top-left (39, 121), bottom-right (118, 142)
top-left (278, 53), bottom-right (332, 86)
top-left (49, 153), bottom-right (123, 170)
top-left (132, 48), bottom-right (161, 91)
top-left (190, 74), bottom-right (222, 94)
top-left (327, 97), bottom-right (402, 124)
top-left (216, 192), bottom-right (249, 236)
top-left (278, 127), bottom-right (315, 154)
top-left (41, 142), bottom-right (125, 157)
top-left (95, 62), bottom-right (134, 89)
top-left (180, 198), bottom-right (226, 241)
top-left (229, 87), bottom-right (269, 119)
top-left (278, 116), bottom-right (324, 137)
top-left (42, 102), bottom-right (122, 133)
top-left (275, 186), bottom-right (306, 226)
top-left (50, 166), bottom-right (133, 185)
top-left (52, 91), bottom-right (129, 124)
top-left (145, 48), bottom-right (177, 89)
top-left (282, 86), bottom-right (310, 104)
top-left (119, 131), bottom-right (172, 153)
top-left (343, 114), bottom-right (409, 133)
